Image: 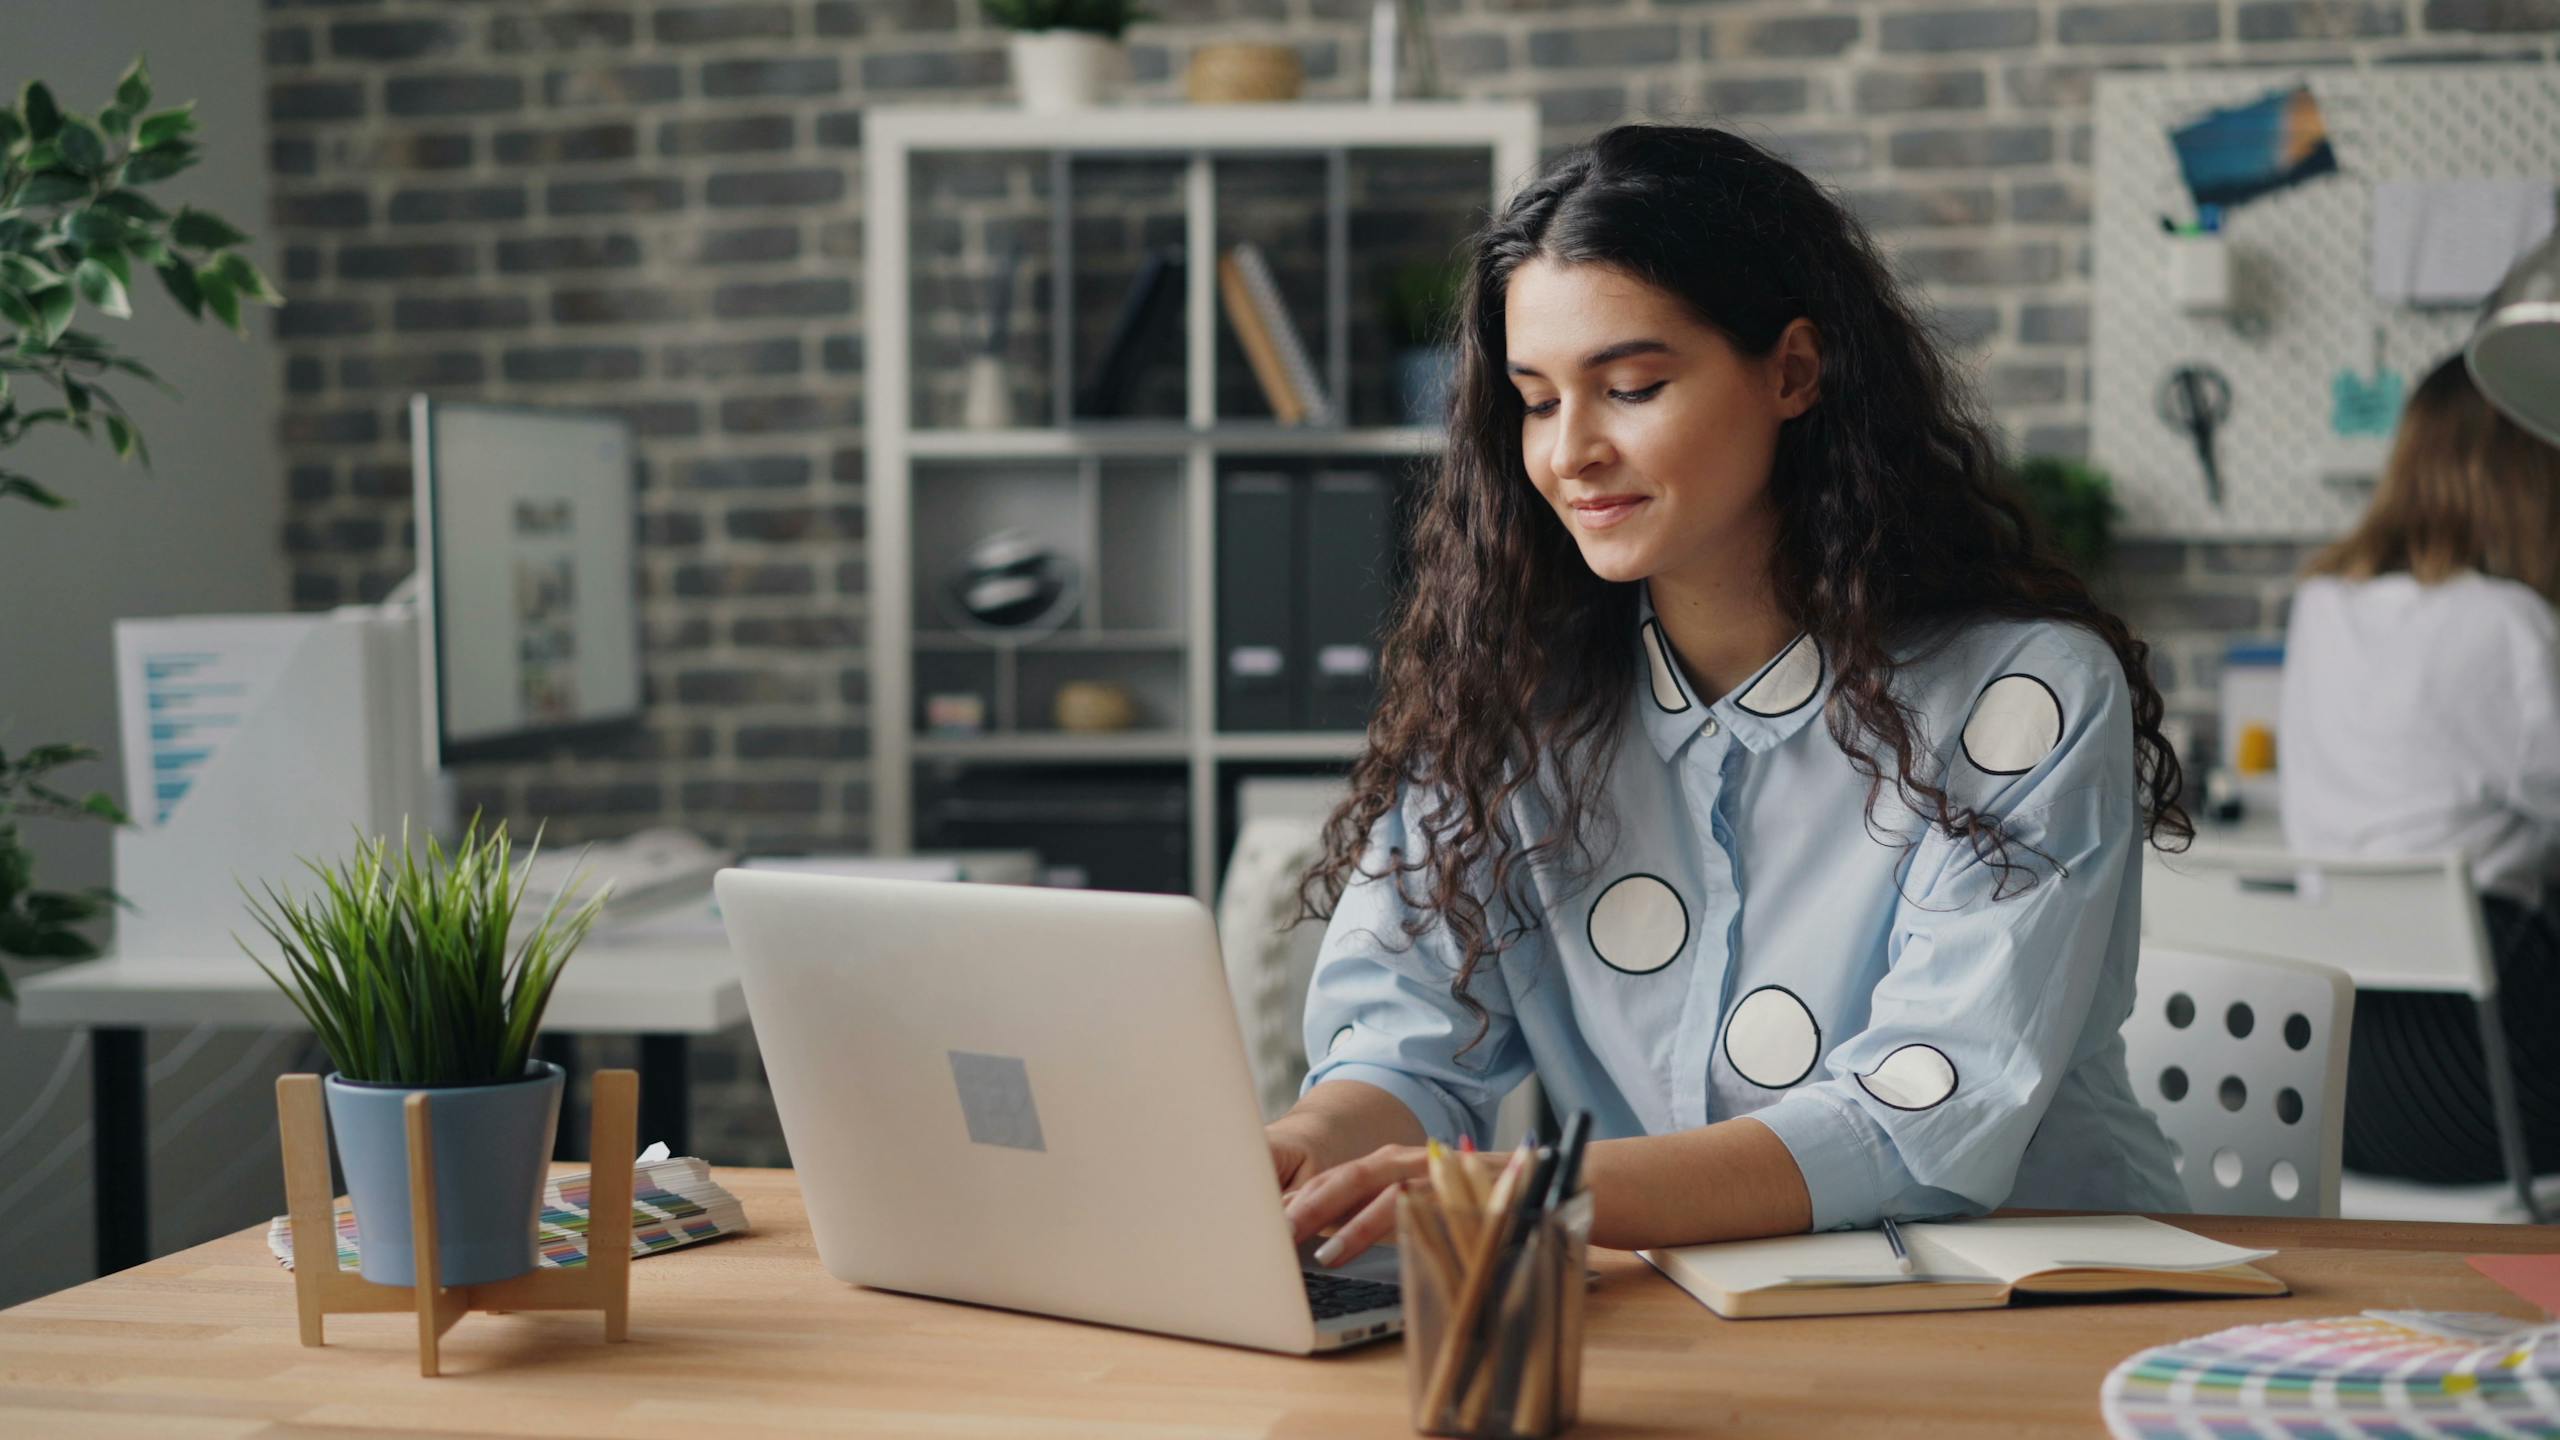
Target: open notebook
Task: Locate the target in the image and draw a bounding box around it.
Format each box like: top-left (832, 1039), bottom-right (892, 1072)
top-left (1642, 1213), bottom-right (2286, 1319)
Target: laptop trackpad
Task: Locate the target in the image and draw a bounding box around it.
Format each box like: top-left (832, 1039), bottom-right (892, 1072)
top-left (1299, 1241), bottom-right (1403, 1287)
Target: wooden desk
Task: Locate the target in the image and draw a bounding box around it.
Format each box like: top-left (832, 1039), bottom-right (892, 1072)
top-left (4, 1168), bottom-right (2552, 1438)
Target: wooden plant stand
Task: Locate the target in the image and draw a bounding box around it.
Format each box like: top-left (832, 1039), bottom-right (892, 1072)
top-left (274, 1068), bottom-right (638, 1377)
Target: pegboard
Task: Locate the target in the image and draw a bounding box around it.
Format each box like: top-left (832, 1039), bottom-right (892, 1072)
top-left (2092, 66), bottom-right (2560, 538)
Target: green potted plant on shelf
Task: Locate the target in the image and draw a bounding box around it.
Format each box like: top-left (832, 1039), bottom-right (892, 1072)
top-left (0, 58), bottom-right (281, 1004)
top-left (1383, 255), bottom-right (1465, 427)
top-left (2008, 453), bottom-right (2123, 582)
top-left (244, 819), bottom-right (605, 1288)
top-left (983, 0), bottom-right (1150, 112)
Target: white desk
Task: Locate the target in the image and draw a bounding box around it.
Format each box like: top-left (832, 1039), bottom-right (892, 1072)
top-left (14, 902), bottom-right (742, 1281)
top-left (2181, 809), bottom-right (2289, 854)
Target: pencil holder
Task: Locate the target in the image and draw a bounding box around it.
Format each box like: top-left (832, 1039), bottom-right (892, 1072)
top-left (1397, 1182), bottom-right (1593, 1439)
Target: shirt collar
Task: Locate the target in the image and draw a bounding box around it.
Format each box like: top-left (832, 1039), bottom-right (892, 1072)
top-left (1633, 586), bottom-right (1830, 761)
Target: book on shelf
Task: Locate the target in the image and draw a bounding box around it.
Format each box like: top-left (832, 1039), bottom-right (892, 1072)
top-left (1217, 252), bottom-right (1306, 425)
top-left (1222, 240), bottom-right (1333, 425)
top-left (1076, 245), bottom-right (1184, 419)
top-left (1642, 1212), bottom-right (2285, 1320)
top-left (267, 1148), bottom-right (750, 1272)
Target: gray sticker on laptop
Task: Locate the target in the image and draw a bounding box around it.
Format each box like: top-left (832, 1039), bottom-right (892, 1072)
top-left (948, 1051), bottom-right (1046, 1152)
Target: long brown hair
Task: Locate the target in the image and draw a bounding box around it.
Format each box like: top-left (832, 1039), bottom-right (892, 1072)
top-left (1300, 124), bottom-right (2189, 1051)
top-left (2306, 352), bottom-right (2560, 601)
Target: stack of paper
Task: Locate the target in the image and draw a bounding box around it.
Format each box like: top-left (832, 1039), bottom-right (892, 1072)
top-left (2371, 180), bottom-right (2558, 306)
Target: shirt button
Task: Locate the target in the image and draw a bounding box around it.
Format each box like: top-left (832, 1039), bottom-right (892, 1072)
top-left (1702, 716), bottom-right (1721, 738)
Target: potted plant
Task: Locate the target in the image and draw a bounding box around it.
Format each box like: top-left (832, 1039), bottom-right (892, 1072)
top-left (1382, 255), bottom-right (1464, 426)
top-left (984, 0), bottom-right (1149, 112)
top-left (2008, 453), bottom-right (2123, 581)
top-left (1, 58), bottom-right (280, 1003)
top-left (244, 819), bottom-right (605, 1289)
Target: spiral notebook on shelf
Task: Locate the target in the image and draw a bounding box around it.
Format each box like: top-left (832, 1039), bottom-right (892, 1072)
top-left (266, 1149), bottom-right (749, 1272)
top-left (1222, 240), bottom-right (1333, 425)
top-left (1642, 1213), bottom-right (2285, 1319)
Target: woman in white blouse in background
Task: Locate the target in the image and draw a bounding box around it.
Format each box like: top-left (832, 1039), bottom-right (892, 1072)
top-left (2281, 351), bottom-right (2560, 1188)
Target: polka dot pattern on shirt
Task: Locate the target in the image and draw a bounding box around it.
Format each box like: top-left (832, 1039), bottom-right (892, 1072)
top-left (1856, 1043), bottom-right (1959, 1111)
top-left (1960, 673), bottom-right (2065, 775)
top-left (1721, 984), bottom-right (1822, 1089)
top-left (1587, 873), bottom-right (1690, 974)
top-left (1736, 635), bottom-right (1822, 718)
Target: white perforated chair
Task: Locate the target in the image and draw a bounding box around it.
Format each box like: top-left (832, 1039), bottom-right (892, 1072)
top-left (1214, 777), bottom-right (1545, 1145)
top-left (2143, 844), bottom-right (2548, 1223)
top-left (2124, 943), bottom-right (2354, 1216)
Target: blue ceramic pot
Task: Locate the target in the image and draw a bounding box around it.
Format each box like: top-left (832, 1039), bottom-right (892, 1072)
top-left (323, 1060), bottom-right (564, 1288)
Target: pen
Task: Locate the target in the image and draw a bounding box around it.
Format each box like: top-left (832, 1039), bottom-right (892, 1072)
top-left (1543, 1110), bottom-right (1592, 1214)
top-left (1882, 1215), bottom-right (1915, 1276)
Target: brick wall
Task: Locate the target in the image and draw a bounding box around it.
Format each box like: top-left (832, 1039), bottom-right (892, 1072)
top-left (260, 1), bottom-right (2560, 1158)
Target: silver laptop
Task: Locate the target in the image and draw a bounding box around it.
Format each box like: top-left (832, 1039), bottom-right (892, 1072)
top-left (716, 868), bottom-right (1405, 1354)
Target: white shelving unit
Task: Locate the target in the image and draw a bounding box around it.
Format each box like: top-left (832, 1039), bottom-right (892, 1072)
top-left (863, 102), bottom-right (1539, 898)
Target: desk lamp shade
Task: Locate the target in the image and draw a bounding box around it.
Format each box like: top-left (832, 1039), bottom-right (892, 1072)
top-left (2466, 230), bottom-right (2560, 448)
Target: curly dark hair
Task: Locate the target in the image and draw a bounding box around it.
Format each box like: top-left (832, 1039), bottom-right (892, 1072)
top-left (1301, 123), bottom-right (2190, 1052)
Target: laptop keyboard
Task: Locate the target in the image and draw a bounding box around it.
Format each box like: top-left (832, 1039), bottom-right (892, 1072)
top-left (1304, 1270), bottom-right (1401, 1320)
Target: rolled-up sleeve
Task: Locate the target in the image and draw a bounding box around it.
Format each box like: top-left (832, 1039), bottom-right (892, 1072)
top-left (1299, 787), bottom-right (1536, 1148)
top-left (1752, 653), bottom-right (2139, 1231)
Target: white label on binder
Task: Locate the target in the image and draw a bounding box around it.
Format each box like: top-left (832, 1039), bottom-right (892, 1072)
top-left (1228, 646), bottom-right (1284, 678)
top-left (1317, 645), bottom-right (1372, 678)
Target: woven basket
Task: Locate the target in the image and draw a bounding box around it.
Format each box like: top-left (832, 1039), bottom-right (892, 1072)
top-left (1184, 43), bottom-right (1303, 104)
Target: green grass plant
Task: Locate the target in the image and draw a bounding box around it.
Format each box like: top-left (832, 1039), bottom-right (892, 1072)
top-left (241, 817), bottom-right (605, 1087)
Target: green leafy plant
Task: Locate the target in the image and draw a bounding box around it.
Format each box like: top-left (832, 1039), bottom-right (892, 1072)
top-left (3, 57), bottom-right (282, 507)
top-left (0, 58), bottom-right (281, 1001)
top-left (1382, 255), bottom-right (1466, 351)
top-left (981, 0), bottom-right (1152, 39)
top-left (241, 819), bottom-right (607, 1088)
top-left (0, 745), bottom-right (128, 1002)
top-left (2010, 454), bottom-right (2123, 580)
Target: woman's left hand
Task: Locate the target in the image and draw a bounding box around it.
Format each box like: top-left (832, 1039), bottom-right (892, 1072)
top-left (1282, 1143), bottom-right (1505, 1269)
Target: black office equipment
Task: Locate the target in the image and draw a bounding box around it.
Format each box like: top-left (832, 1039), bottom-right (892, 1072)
top-left (915, 765), bottom-right (1189, 895)
top-left (1301, 468), bottom-right (1393, 731)
top-left (1076, 245), bottom-right (1184, 419)
top-left (1217, 468), bottom-right (1301, 731)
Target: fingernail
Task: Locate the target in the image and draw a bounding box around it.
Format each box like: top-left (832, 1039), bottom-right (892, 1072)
top-left (1313, 1236), bottom-right (1345, 1267)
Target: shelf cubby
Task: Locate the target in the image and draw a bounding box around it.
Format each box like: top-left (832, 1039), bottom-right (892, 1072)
top-left (868, 103), bottom-right (1539, 897)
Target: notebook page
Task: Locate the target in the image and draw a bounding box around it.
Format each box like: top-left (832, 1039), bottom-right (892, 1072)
top-left (1911, 1214), bottom-right (2274, 1285)
top-left (1645, 1226), bottom-right (1994, 1294)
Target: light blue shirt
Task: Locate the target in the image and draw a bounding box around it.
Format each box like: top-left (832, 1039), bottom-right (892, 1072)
top-left (1300, 590), bottom-right (2186, 1230)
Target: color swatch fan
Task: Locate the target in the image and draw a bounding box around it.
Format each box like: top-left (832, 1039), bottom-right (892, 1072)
top-left (268, 1150), bottom-right (749, 1272)
top-left (2103, 1312), bottom-right (2560, 1439)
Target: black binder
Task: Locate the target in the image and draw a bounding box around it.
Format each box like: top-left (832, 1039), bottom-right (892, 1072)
top-left (1075, 245), bottom-right (1183, 419)
top-left (1217, 469), bottom-right (1300, 731)
top-left (1301, 468), bottom-right (1392, 731)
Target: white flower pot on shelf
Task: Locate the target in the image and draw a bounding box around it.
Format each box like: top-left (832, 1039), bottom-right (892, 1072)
top-left (1009, 30), bottom-right (1123, 112)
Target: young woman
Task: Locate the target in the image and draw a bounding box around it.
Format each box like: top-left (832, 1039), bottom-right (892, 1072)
top-left (1268, 124), bottom-right (2191, 1267)
top-left (2281, 352), bottom-right (2560, 1188)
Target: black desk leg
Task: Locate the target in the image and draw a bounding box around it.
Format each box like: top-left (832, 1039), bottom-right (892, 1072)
top-left (539, 1034), bottom-right (584, 1161)
top-left (92, 1026), bottom-right (149, 1278)
top-left (638, 1034), bottom-right (691, 1158)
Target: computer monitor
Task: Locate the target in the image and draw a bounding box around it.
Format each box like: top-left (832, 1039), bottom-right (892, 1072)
top-left (410, 397), bottom-right (642, 766)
